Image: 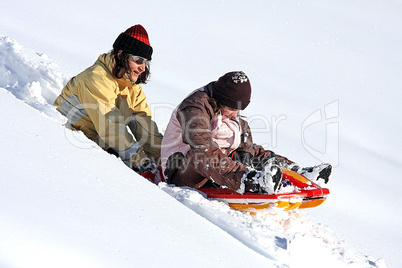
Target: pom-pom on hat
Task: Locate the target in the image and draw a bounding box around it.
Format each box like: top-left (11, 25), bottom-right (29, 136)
top-left (113, 24), bottom-right (153, 60)
top-left (213, 71), bottom-right (252, 110)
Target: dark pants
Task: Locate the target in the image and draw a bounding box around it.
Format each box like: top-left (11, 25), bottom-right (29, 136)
top-left (164, 148), bottom-right (249, 191)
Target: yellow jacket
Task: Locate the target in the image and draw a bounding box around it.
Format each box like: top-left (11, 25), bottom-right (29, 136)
top-left (54, 52), bottom-right (160, 162)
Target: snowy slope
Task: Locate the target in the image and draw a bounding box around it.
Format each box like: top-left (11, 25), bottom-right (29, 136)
top-left (1, 0), bottom-right (402, 267)
top-left (0, 87), bottom-right (275, 268)
top-left (0, 44), bottom-right (383, 267)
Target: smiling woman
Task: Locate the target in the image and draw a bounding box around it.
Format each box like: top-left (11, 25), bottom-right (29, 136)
top-left (110, 50), bottom-right (150, 84)
top-left (125, 54), bottom-right (148, 82)
top-left (111, 26), bottom-right (152, 84)
top-left (53, 24), bottom-right (163, 173)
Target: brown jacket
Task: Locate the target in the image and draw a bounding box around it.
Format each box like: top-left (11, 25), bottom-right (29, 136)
top-left (177, 83), bottom-right (278, 156)
top-left (162, 82), bottom-right (292, 191)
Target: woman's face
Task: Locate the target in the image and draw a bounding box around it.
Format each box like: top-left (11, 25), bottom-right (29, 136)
top-left (126, 55), bottom-right (147, 82)
top-left (220, 106), bottom-right (239, 120)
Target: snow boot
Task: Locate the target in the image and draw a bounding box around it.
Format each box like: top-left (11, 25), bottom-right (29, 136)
top-left (242, 161), bottom-right (283, 194)
top-left (298, 163), bottom-right (332, 184)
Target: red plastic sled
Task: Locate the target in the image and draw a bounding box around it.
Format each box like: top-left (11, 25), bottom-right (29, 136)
top-left (142, 167), bottom-right (330, 213)
top-left (199, 169), bottom-right (330, 213)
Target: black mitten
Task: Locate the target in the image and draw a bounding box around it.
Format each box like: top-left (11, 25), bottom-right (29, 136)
top-left (230, 151), bottom-right (255, 168)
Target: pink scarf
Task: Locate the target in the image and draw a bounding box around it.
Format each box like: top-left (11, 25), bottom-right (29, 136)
top-left (210, 113), bottom-right (241, 154)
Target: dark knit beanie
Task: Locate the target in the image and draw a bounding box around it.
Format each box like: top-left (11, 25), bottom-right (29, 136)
top-left (213, 71), bottom-right (252, 110)
top-left (113, 24), bottom-right (153, 60)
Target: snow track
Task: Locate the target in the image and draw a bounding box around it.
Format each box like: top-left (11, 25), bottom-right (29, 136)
top-left (160, 183), bottom-right (384, 267)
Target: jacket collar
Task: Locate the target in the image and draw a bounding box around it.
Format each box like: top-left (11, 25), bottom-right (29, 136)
top-left (97, 52), bottom-right (134, 89)
top-left (204, 81), bottom-right (215, 98)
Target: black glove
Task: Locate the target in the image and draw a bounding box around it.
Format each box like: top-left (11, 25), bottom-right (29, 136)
top-left (230, 151), bottom-right (255, 168)
top-left (139, 158), bottom-right (158, 174)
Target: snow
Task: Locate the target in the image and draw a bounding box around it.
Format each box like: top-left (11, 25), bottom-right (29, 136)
top-left (1, 0), bottom-right (401, 267)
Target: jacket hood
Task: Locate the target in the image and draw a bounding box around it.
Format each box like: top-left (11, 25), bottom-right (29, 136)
top-left (97, 52), bottom-right (115, 74)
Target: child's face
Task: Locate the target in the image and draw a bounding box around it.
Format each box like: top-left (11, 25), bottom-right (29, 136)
top-left (220, 106), bottom-right (239, 120)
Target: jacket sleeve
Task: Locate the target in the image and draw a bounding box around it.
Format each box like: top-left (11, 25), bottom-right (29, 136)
top-left (76, 73), bottom-right (136, 159)
top-left (129, 113), bottom-right (163, 161)
top-left (176, 95), bottom-right (216, 148)
top-left (131, 84), bottom-right (152, 117)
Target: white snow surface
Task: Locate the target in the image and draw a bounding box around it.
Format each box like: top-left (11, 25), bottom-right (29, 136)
top-left (1, 1), bottom-right (401, 267)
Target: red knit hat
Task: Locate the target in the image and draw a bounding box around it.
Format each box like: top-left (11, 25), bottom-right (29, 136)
top-left (213, 71), bottom-right (252, 110)
top-left (113, 24), bottom-right (153, 60)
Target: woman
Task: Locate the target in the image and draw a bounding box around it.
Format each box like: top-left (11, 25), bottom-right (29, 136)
top-left (54, 25), bottom-right (163, 172)
top-left (161, 71), bottom-right (331, 194)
